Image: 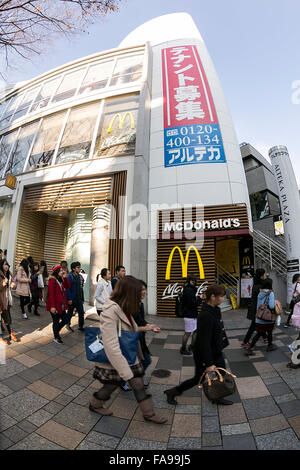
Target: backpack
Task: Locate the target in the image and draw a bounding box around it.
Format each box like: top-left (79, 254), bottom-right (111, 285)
top-left (175, 292), bottom-right (184, 318)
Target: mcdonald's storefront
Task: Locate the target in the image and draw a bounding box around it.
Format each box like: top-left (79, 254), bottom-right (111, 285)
top-left (156, 204), bottom-right (253, 316)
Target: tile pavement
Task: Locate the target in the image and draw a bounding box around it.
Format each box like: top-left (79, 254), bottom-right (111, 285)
top-left (1, 305), bottom-right (300, 449)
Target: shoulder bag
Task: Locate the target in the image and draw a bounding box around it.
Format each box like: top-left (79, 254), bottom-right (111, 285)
top-left (85, 321), bottom-right (140, 365)
top-left (256, 294), bottom-right (276, 322)
top-left (198, 367), bottom-right (237, 401)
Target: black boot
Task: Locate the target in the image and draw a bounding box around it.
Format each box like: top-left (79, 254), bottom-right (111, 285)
top-left (212, 398), bottom-right (233, 405)
top-left (164, 387), bottom-right (180, 405)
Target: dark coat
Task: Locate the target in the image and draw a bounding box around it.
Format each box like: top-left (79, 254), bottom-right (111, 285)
top-left (182, 284), bottom-right (202, 318)
top-left (193, 302), bottom-right (229, 368)
top-left (66, 272), bottom-right (82, 303)
top-left (30, 271), bottom-right (42, 299)
top-left (247, 282), bottom-right (262, 320)
top-left (111, 276), bottom-right (120, 291)
top-left (134, 302), bottom-right (150, 356)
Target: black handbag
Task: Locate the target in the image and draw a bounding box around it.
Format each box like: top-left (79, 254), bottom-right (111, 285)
top-left (199, 367), bottom-right (237, 401)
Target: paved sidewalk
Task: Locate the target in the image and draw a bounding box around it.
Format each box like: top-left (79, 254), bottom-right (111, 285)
top-left (1, 304), bottom-right (300, 450)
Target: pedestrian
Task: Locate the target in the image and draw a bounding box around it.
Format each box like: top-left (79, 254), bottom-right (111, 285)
top-left (164, 284), bottom-right (233, 406)
top-left (40, 260), bottom-right (49, 302)
top-left (285, 273), bottom-right (300, 328)
top-left (47, 264), bottom-right (71, 344)
top-left (61, 261), bottom-right (69, 275)
top-left (79, 268), bottom-right (86, 303)
top-left (134, 280), bottom-right (161, 386)
top-left (66, 261), bottom-right (85, 332)
top-left (111, 265), bottom-right (126, 290)
top-left (0, 259), bottom-right (18, 344)
top-left (89, 275), bottom-right (167, 423)
top-left (16, 259), bottom-right (31, 319)
top-left (94, 268), bottom-right (112, 315)
top-left (291, 274), bottom-right (300, 329)
top-left (28, 262), bottom-right (42, 316)
top-left (180, 274), bottom-right (202, 356)
top-left (242, 268), bottom-right (267, 346)
top-left (245, 278), bottom-right (277, 355)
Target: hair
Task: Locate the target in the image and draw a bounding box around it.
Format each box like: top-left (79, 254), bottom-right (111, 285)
top-left (27, 256), bottom-right (34, 265)
top-left (115, 265), bottom-right (125, 273)
top-left (254, 268), bottom-right (265, 284)
top-left (71, 261), bottom-right (81, 271)
top-left (0, 249), bottom-right (3, 254)
top-left (0, 259), bottom-right (10, 278)
top-left (205, 285), bottom-right (226, 301)
top-left (52, 267), bottom-right (62, 282)
top-left (33, 262), bottom-right (39, 270)
top-left (186, 274), bottom-right (197, 285)
top-left (20, 258), bottom-right (29, 276)
top-left (101, 268), bottom-right (109, 278)
top-left (61, 260), bottom-right (68, 267)
top-left (139, 280), bottom-right (147, 289)
top-left (40, 260), bottom-right (48, 277)
top-left (261, 277), bottom-right (273, 290)
top-left (110, 275), bottom-right (142, 316)
top-left (292, 273), bottom-right (300, 284)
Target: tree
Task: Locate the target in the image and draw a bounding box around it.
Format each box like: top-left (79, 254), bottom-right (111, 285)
top-left (0, 0), bottom-right (120, 67)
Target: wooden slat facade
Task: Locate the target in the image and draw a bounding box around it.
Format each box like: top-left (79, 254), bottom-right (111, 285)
top-left (43, 215), bottom-right (67, 269)
top-left (108, 171), bottom-right (127, 274)
top-left (157, 238), bottom-right (215, 316)
top-left (15, 211), bottom-right (47, 271)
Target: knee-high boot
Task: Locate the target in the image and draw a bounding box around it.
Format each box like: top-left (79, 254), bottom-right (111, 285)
top-left (89, 392), bottom-right (113, 416)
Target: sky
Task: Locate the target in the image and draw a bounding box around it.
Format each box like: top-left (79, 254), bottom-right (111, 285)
top-left (1, 0), bottom-right (300, 185)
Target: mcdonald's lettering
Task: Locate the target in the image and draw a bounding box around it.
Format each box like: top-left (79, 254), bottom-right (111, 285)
top-left (242, 256), bottom-right (251, 265)
top-left (5, 173), bottom-right (16, 190)
top-left (165, 245), bottom-right (205, 280)
top-left (107, 112), bottom-right (135, 133)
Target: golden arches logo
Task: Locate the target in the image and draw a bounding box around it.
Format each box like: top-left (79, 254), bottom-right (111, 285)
top-left (165, 245), bottom-right (205, 280)
top-left (107, 112), bottom-right (135, 133)
top-left (5, 173), bottom-right (16, 190)
top-left (242, 256), bottom-right (251, 265)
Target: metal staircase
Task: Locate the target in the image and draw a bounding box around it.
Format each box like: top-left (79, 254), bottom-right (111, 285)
top-left (216, 263), bottom-right (239, 311)
top-left (253, 229), bottom-right (287, 280)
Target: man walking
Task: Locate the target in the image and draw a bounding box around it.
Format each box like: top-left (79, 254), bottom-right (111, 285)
top-left (111, 265), bottom-right (126, 291)
top-left (66, 262), bottom-right (85, 332)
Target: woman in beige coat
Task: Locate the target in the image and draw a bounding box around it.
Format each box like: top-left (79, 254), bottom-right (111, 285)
top-left (90, 275), bottom-right (167, 424)
top-left (16, 259), bottom-right (31, 319)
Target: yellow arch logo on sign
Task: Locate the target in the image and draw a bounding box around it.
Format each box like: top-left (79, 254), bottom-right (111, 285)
top-left (5, 173), bottom-right (16, 190)
top-left (242, 256), bottom-right (251, 265)
top-left (107, 112), bottom-right (135, 133)
top-left (165, 245), bottom-right (205, 280)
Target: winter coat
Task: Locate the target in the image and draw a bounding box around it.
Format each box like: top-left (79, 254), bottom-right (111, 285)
top-left (193, 302), bottom-right (229, 368)
top-left (16, 266), bottom-right (31, 297)
top-left (247, 282), bottom-right (262, 320)
top-left (0, 270), bottom-right (13, 312)
top-left (66, 272), bottom-right (82, 303)
top-left (46, 275), bottom-right (71, 315)
top-left (182, 284), bottom-right (202, 319)
top-left (96, 299), bottom-right (143, 382)
top-left (94, 278), bottom-right (112, 310)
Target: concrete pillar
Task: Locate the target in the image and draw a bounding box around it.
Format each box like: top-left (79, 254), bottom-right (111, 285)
top-left (89, 205), bottom-right (111, 305)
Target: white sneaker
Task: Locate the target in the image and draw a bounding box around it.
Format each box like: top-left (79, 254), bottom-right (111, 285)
top-left (23, 313), bottom-right (28, 319)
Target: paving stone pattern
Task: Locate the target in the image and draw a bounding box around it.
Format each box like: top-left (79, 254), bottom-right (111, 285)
top-left (1, 305), bottom-right (300, 449)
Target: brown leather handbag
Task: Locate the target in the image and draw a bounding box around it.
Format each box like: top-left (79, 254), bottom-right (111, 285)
top-left (198, 367), bottom-right (237, 401)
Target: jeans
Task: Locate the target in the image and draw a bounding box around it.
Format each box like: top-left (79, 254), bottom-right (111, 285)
top-left (176, 354), bottom-right (226, 394)
top-left (20, 296), bottom-right (30, 314)
top-left (68, 301), bottom-right (85, 328)
top-left (51, 311), bottom-right (69, 339)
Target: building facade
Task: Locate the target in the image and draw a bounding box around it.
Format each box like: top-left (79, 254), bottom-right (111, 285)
top-left (0, 13), bottom-right (252, 314)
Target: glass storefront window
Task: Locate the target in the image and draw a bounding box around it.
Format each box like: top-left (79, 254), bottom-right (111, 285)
top-left (0, 131), bottom-right (18, 175)
top-left (5, 122), bottom-right (38, 176)
top-left (78, 60), bottom-right (114, 96)
top-left (30, 77), bottom-right (61, 113)
top-left (55, 101), bottom-right (100, 164)
top-left (250, 191), bottom-right (270, 221)
top-left (110, 54), bottom-right (143, 87)
top-left (0, 95), bottom-right (23, 127)
top-left (26, 111), bottom-right (66, 171)
top-left (51, 69), bottom-right (85, 104)
top-left (12, 87), bottom-right (40, 121)
top-left (94, 93), bottom-right (139, 157)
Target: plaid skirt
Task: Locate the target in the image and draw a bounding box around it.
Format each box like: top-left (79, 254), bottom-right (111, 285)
top-left (93, 363), bottom-right (144, 385)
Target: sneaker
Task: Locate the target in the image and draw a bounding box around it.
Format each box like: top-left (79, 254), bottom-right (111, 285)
top-left (180, 347), bottom-right (192, 356)
top-left (120, 382), bottom-right (132, 392)
top-left (65, 325), bottom-right (74, 332)
top-left (263, 338), bottom-right (268, 343)
top-left (241, 342), bottom-right (251, 347)
top-left (266, 344), bottom-right (278, 352)
top-left (23, 313), bottom-right (28, 319)
top-left (10, 332), bottom-right (18, 342)
top-left (0, 337), bottom-right (9, 345)
top-left (284, 324), bottom-right (291, 328)
top-left (78, 327), bottom-right (85, 332)
top-left (53, 337), bottom-right (63, 344)
top-left (143, 379), bottom-right (149, 387)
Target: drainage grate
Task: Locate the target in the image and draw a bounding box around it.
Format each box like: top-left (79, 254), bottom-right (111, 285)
top-left (152, 369), bottom-right (171, 378)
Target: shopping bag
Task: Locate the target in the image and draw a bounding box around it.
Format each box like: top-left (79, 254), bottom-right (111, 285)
top-left (38, 274), bottom-right (44, 289)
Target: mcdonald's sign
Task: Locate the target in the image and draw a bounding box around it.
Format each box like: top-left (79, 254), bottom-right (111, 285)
top-left (242, 256), bottom-right (251, 265)
top-left (5, 174), bottom-right (16, 190)
top-left (165, 245), bottom-right (205, 280)
top-left (107, 112), bottom-right (135, 133)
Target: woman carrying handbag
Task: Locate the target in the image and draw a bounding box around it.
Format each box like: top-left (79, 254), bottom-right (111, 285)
top-left (90, 275), bottom-right (167, 423)
top-left (47, 265), bottom-right (71, 344)
top-left (164, 285), bottom-right (234, 406)
top-left (0, 259), bottom-right (18, 344)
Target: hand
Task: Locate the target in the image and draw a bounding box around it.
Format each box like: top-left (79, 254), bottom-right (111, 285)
top-left (205, 365), bottom-right (217, 373)
top-left (3, 278), bottom-right (8, 286)
top-left (28, 279), bottom-right (32, 283)
top-left (152, 325), bottom-right (161, 333)
top-left (37, 271), bottom-right (40, 275)
top-left (68, 300), bottom-right (72, 305)
top-left (11, 282), bottom-right (16, 289)
top-left (50, 308), bottom-right (56, 314)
